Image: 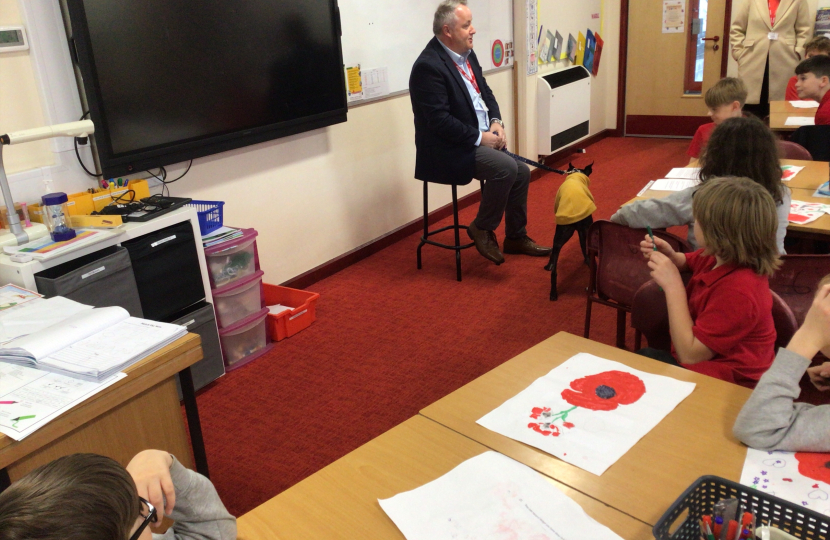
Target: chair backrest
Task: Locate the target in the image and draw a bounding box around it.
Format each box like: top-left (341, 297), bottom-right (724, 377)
top-left (587, 220), bottom-right (692, 308)
top-left (771, 290), bottom-right (798, 350)
top-left (769, 254), bottom-right (830, 326)
top-left (778, 140), bottom-right (813, 161)
top-left (633, 280), bottom-right (798, 353)
top-left (790, 125), bottom-right (830, 162)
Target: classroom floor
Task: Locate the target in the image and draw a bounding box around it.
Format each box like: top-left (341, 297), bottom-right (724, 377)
top-left (193, 136), bottom-right (693, 516)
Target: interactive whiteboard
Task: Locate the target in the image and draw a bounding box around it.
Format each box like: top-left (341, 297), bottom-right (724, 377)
top-left (339, 0), bottom-right (513, 102)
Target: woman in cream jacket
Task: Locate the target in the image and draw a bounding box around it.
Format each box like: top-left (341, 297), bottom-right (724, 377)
top-left (729, 0), bottom-right (810, 116)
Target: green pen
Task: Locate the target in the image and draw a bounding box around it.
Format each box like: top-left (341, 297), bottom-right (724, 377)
top-left (646, 225), bottom-right (657, 251)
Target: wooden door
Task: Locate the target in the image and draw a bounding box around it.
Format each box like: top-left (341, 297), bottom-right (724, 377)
top-left (625, 0), bottom-right (730, 135)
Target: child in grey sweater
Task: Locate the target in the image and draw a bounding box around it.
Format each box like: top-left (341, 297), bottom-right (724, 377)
top-left (733, 282), bottom-right (830, 451)
top-left (0, 449), bottom-right (236, 540)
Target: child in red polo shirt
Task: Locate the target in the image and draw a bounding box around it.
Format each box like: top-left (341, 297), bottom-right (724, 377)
top-left (638, 177), bottom-right (781, 388)
top-left (687, 78), bottom-right (747, 162)
top-left (794, 55), bottom-right (830, 125)
top-left (785, 36), bottom-right (830, 101)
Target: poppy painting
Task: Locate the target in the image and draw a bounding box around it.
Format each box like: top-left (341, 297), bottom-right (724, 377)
top-left (477, 353), bottom-right (695, 475)
top-left (741, 449), bottom-right (830, 517)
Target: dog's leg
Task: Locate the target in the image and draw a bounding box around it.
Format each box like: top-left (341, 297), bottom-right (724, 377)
top-left (547, 223), bottom-right (577, 301)
top-left (576, 216), bottom-right (593, 265)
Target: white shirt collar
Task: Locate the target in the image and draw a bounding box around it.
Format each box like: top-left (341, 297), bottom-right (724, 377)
top-left (438, 40), bottom-right (470, 65)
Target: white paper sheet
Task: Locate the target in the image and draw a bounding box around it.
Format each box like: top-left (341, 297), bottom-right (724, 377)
top-left (379, 451), bottom-right (623, 540)
top-left (740, 448), bottom-right (830, 517)
top-left (789, 100), bottom-right (820, 108)
top-left (789, 201), bottom-right (830, 224)
top-left (664, 167), bottom-right (701, 180)
top-left (0, 362), bottom-right (125, 440)
top-left (477, 353), bottom-right (696, 475)
top-left (785, 117), bottom-right (816, 126)
top-left (0, 297), bottom-right (93, 344)
top-left (650, 178), bottom-right (699, 191)
top-left (780, 165), bottom-right (805, 181)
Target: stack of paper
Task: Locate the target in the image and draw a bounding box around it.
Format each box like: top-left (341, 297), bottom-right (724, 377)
top-left (0, 296), bottom-right (93, 344)
top-left (0, 306), bottom-right (186, 381)
top-left (202, 226), bottom-right (242, 248)
top-left (2, 229), bottom-right (119, 260)
top-left (788, 100), bottom-right (820, 108)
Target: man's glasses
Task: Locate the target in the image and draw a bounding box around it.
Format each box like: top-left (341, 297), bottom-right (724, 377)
top-left (128, 497), bottom-right (158, 540)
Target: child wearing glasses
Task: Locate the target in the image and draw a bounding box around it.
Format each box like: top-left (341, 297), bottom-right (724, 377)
top-left (0, 449), bottom-right (235, 540)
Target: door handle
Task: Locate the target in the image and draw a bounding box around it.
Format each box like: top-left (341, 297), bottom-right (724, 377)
top-left (702, 35), bottom-right (720, 51)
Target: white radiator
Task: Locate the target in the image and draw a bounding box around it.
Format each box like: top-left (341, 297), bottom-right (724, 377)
top-left (537, 65), bottom-right (591, 154)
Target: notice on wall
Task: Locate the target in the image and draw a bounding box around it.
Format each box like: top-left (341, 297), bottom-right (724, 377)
top-left (526, 0), bottom-right (538, 75)
top-left (345, 65), bottom-right (363, 102)
top-left (362, 67), bottom-right (389, 100)
top-left (662, 0), bottom-right (685, 33)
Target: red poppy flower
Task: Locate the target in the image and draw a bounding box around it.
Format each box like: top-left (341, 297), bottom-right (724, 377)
top-left (528, 422), bottom-right (560, 436)
top-left (530, 407), bottom-right (550, 419)
top-left (795, 452), bottom-right (830, 484)
top-left (561, 370), bottom-right (646, 411)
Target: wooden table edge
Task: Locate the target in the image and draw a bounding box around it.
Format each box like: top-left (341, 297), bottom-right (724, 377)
top-left (0, 333), bottom-right (203, 469)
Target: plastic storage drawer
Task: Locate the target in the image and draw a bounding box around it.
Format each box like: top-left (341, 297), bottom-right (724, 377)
top-left (212, 270), bottom-right (265, 328)
top-left (218, 307), bottom-right (273, 370)
top-left (204, 228), bottom-right (259, 289)
top-left (168, 301), bottom-right (225, 398)
top-left (34, 246), bottom-right (143, 317)
top-left (121, 221), bottom-right (204, 321)
top-left (263, 283), bottom-right (320, 341)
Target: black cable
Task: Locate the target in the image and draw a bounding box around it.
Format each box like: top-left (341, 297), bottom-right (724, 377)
top-left (75, 110), bottom-right (102, 178)
top-left (155, 160), bottom-right (192, 197)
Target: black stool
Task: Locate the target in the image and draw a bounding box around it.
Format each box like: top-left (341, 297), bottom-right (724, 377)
top-left (416, 180), bottom-right (484, 282)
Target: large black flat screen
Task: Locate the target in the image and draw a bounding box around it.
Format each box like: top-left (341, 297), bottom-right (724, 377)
top-left (65, 0), bottom-right (347, 177)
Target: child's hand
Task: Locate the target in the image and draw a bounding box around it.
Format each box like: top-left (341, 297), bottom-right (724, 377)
top-left (807, 361), bottom-right (830, 391)
top-left (647, 251), bottom-right (683, 291)
top-left (795, 284), bottom-right (830, 356)
top-left (640, 234), bottom-right (675, 259)
top-left (126, 450), bottom-right (176, 526)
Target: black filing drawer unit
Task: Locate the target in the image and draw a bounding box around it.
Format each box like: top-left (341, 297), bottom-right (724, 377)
top-left (34, 245), bottom-right (143, 317)
top-left (121, 221), bottom-right (205, 321)
top-left (168, 301), bottom-right (225, 397)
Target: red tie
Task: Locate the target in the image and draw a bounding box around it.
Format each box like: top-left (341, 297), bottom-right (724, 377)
top-left (769, 0), bottom-right (780, 26)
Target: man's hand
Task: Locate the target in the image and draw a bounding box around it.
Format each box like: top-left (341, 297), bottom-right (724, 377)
top-left (127, 450), bottom-right (176, 528)
top-left (487, 123), bottom-right (506, 149)
top-left (808, 361), bottom-right (830, 391)
top-left (481, 131), bottom-right (504, 149)
top-left (647, 251), bottom-right (684, 293)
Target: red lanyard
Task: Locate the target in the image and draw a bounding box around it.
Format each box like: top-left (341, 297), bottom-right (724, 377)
top-left (769, 0), bottom-right (779, 25)
top-left (454, 60), bottom-right (480, 94)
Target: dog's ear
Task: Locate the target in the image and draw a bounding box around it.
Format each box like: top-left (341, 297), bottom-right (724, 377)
top-left (583, 162), bottom-right (594, 176)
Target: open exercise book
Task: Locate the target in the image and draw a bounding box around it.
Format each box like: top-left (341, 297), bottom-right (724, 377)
top-left (0, 305), bottom-right (186, 382)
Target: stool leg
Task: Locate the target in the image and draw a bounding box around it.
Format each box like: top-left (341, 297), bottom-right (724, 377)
top-left (417, 181), bottom-right (427, 270)
top-left (452, 185), bottom-right (462, 282)
top-left (616, 309), bottom-right (627, 349)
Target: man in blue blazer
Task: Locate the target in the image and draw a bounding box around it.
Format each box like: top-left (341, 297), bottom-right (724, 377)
top-left (410, 0), bottom-right (551, 265)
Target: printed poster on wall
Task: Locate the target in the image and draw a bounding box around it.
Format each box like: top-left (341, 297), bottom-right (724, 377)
top-left (526, 0), bottom-right (538, 75)
top-left (489, 40), bottom-right (513, 69)
top-left (663, 0), bottom-right (685, 33)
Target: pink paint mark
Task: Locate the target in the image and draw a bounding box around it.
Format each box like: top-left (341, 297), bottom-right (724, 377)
top-left (783, 478), bottom-right (794, 482)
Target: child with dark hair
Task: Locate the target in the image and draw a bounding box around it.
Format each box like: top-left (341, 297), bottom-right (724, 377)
top-left (794, 54), bottom-right (830, 124)
top-left (734, 275), bottom-right (830, 451)
top-left (611, 116), bottom-right (790, 253)
top-left (0, 450), bottom-right (235, 540)
top-left (785, 36), bottom-right (830, 100)
top-left (638, 177), bottom-right (780, 388)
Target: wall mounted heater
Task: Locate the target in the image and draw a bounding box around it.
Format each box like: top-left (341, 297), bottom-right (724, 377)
top-left (537, 65), bottom-right (591, 155)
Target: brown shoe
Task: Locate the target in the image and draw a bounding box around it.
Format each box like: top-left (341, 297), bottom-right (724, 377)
top-left (503, 236), bottom-right (553, 257)
top-left (467, 221), bottom-right (504, 265)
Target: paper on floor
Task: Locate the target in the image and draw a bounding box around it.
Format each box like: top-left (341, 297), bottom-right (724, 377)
top-left (741, 448), bottom-right (830, 517)
top-left (379, 451), bottom-right (623, 540)
top-left (477, 353), bottom-right (696, 475)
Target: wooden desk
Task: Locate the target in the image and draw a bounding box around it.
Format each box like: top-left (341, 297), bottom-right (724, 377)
top-left (420, 332), bottom-right (752, 527)
top-left (788, 187), bottom-right (830, 235)
top-left (770, 100), bottom-right (816, 131)
top-left (237, 416), bottom-right (653, 540)
top-left (0, 333), bottom-right (208, 487)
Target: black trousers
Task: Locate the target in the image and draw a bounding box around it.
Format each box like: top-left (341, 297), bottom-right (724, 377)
top-left (743, 56), bottom-right (770, 119)
top-left (473, 146), bottom-right (530, 240)
top-left (636, 347), bottom-right (680, 366)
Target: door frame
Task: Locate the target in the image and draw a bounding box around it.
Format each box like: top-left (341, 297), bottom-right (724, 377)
top-left (616, 0), bottom-right (732, 135)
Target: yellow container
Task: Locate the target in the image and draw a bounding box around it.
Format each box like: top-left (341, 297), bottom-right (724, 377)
top-left (92, 179), bottom-right (151, 211)
top-left (65, 192), bottom-right (95, 216)
top-left (28, 203), bottom-right (44, 224)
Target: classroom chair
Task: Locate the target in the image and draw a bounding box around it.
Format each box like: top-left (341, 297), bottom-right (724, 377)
top-left (583, 220), bottom-right (691, 350)
top-left (632, 279), bottom-right (798, 352)
top-left (416, 180), bottom-right (484, 282)
top-left (777, 140), bottom-right (813, 161)
top-left (790, 125), bottom-right (830, 161)
top-left (770, 254), bottom-right (830, 326)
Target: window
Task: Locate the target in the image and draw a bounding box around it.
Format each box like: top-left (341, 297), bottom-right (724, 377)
top-left (684, 0), bottom-right (708, 94)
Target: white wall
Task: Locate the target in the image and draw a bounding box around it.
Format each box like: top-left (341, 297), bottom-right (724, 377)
top-left (3, 0), bottom-right (620, 285)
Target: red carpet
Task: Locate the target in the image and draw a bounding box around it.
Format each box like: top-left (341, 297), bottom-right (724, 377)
top-left (194, 136), bottom-right (696, 515)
